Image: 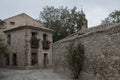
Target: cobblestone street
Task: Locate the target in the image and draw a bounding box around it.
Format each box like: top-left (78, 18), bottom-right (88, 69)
top-left (0, 68), bottom-right (71, 80)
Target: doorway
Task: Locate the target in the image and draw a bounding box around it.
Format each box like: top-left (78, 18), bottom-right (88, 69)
top-left (31, 53), bottom-right (38, 65)
top-left (12, 53), bottom-right (17, 65)
top-left (43, 53), bottom-right (48, 67)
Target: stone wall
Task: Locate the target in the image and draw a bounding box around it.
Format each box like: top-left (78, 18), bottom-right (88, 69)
top-left (2, 27), bottom-right (53, 69)
top-left (0, 13), bottom-right (53, 69)
top-left (25, 28), bottom-right (53, 68)
top-left (3, 13), bottom-right (43, 29)
top-left (4, 29), bottom-right (26, 68)
top-left (53, 24), bottom-right (120, 80)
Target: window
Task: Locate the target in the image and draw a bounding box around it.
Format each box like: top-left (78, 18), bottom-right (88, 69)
top-left (32, 32), bottom-right (37, 38)
top-left (43, 34), bottom-right (47, 41)
top-left (7, 34), bottom-right (11, 45)
top-left (31, 32), bottom-right (39, 49)
top-left (10, 22), bottom-right (15, 25)
top-left (12, 53), bottom-right (17, 65)
top-left (42, 34), bottom-right (50, 50)
top-left (31, 53), bottom-right (38, 65)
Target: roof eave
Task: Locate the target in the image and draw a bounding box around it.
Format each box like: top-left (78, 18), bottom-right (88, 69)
top-left (4, 25), bottom-right (54, 33)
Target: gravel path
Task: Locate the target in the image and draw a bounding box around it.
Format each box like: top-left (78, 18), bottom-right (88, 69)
top-left (0, 68), bottom-right (71, 80)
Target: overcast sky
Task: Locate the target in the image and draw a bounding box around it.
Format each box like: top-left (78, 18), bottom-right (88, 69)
top-left (0, 0), bottom-right (120, 27)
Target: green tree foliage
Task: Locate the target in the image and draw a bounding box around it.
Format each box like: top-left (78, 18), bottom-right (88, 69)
top-left (0, 38), bottom-right (8, 57)
top-left (39, 6), bottom-right (87, 42)
top-left (102, 10), bottom-right (120, 24)
top-left (66, 42), bottom-right (85, 79)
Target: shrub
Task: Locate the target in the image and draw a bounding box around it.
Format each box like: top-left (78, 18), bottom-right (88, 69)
top-left (66, 42), bottom-right (85, 79)
top-left (0, 38), bottom-right (8, 57)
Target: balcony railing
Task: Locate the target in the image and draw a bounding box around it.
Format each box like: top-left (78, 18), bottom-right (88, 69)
top-left (30, 37), bottom-right (39, 49)
top-left (42, 40), bottom-right (51, 50)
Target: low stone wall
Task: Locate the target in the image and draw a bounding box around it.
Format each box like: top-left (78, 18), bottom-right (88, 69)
top-left (53, 25), bottom-right (120, 80)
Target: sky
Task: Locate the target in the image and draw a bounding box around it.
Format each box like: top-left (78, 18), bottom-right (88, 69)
top-left (0, 0), bottom-right (120, 27)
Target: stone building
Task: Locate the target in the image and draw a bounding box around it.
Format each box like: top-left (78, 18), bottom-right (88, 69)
top-left (0, 13), bottom-right (53, 69)
top-left (53, 17), bottom-right (120, 79)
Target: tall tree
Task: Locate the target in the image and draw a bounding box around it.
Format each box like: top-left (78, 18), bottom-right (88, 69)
top-left (102, 10), bottom-right (120, 24)
top-left (39, 6), bottom-right (87, 42)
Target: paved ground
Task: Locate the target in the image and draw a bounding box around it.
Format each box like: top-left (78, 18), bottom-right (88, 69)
top-left (0, 68), bottom-right (72, 80)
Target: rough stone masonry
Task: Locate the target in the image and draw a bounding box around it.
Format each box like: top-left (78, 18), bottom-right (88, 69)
top-left (53, 23), bottom-right (120, 80)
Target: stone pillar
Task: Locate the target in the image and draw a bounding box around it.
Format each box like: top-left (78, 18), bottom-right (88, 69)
top-left (26, 41), bottom-right (31, 68)
top-left (38, 40), bottom-right (43, 68)
top-left (24, 30), bottom-right (31, 68)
